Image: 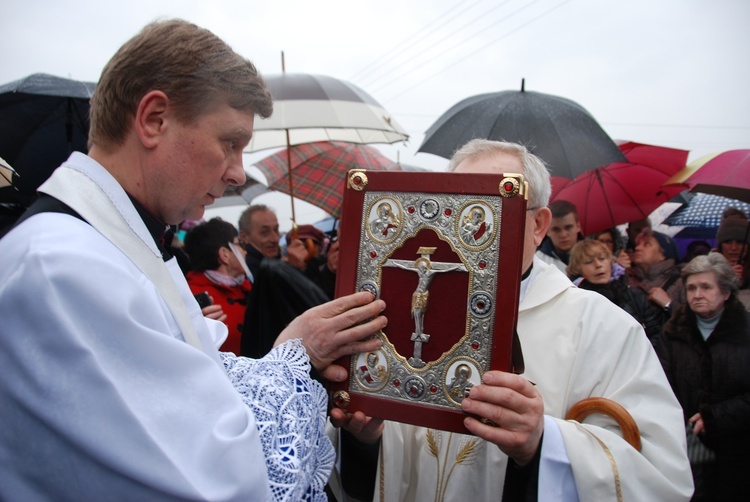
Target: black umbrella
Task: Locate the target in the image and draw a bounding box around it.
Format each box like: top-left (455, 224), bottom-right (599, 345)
top-left (418, 81), bottom-right (627, 179)
top-left (0, 73), bottom-right (96, 203)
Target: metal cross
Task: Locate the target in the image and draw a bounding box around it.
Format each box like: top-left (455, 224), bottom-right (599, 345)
top-left (383, 247), bottom-right (468, 367)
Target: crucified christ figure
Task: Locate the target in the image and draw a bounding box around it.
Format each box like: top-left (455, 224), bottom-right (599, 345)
top-left (384, 247), bottom-right (468, 368)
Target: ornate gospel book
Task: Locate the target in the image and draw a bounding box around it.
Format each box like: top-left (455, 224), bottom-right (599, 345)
top-left (330, 170), bottom-right (528, 433)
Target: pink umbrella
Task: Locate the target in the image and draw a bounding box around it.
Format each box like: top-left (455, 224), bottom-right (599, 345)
top-left (662, 149), bottom-right (750, 202)
top-left (551, 142), bottom-right (689, 235)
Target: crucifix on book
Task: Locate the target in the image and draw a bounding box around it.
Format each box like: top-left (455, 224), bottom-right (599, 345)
top-left (383, 247), bottom-right (468, 368)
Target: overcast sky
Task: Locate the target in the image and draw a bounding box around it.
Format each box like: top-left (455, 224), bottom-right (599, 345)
top-left (3, 0), bottom-right (749, 229)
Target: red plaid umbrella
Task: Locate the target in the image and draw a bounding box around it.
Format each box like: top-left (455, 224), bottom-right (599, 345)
top-left (254, 141), bottom-right (399, 218)
top-left (663, 149), bottom-right (750, 202)
top-left (551, 141), bottom-right (689, 235)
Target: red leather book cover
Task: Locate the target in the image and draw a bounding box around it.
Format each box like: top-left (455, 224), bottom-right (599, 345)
top-left (330, 170), bottom-right (527, 434)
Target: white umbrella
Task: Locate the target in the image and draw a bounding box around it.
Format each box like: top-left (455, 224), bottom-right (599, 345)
top-left (245, 72), bottom-right (409, 224)
top-left (246, 73), bottom-right (409, 152)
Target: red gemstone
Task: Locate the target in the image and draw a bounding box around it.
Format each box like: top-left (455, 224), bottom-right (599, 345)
top-left (370, 251), bottom-right (377, 259)
top-left (408, 206), bottom-right (415, 213)
top-left (393, 379), bottom-right (400, 387)
top-left (504, 181), bottom-right (514, 191)
top-left (479, 260), bottom-right (486, 269)
top-left (477, 301), bottom-right (485, 309)
top-left (430, 385), bottom-right (438, 393)
top-left (354, 177), bottom-right (362, 185)
top-left (471, 341), bottom-right (480, 350)
top-left (445, 208), bottom-right (452, 216)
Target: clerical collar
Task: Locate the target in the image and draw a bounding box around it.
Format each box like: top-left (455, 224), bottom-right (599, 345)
top-left (126, 193), bottom-right (172, 262)
top-left (521, 264), bottom-right (533, 281)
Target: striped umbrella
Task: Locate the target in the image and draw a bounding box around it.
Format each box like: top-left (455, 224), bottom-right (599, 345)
top-left (254, 141), bottom-right (399, 218)
top-left (245, 72), bottom-right (408, 224)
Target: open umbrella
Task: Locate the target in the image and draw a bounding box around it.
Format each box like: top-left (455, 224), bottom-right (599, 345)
top-left (253, 141), bottom-right (399, 218)
top-left (663, 192), bottom-right (750, 228)
top-left (417, 81), bottom-right (627, 179)
top-left (245, 72), bottom-right (408, 224)
top-left (551, 141), bottom-right (689, 235)
top-left (663, 149), bottom-right (750, 202)
top-left (0, 73), bottom-right (96, 203)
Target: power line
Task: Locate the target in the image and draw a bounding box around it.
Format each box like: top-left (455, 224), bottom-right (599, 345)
top-left (358, 0), bottom-right (518, 91)
top-left (379, 0), bottom-right (571, 103)
top-left (349, 0), bottom-right (479, 83)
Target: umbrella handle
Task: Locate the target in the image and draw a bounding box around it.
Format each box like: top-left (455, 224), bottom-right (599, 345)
top-left (565, 397), bottom-right (641, 451)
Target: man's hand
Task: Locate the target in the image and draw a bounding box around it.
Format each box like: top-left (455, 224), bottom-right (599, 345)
top-left (284, 238), bottom-right (308, 271)
top-left (461, 371), bottom-right (544, 466)
top-left (275, 292), bottom-right (387, 380)
top-left (330, 409), bottom-right (384, 444)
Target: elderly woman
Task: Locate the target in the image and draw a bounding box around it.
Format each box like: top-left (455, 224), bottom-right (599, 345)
top-left (657, 252), bottom-right (750, 501)
top-left (568, 239), bottom-right (666, 345)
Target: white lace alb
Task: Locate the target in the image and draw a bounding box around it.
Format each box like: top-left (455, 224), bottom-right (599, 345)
top-left (221, 339), bottom-right (334, 501)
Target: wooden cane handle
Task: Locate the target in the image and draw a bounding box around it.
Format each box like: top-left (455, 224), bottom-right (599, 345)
top-left (565, 397), bottom-right (641, 451)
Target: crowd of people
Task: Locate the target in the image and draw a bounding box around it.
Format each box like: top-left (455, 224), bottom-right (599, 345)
top-left (0, 17), bottom-right (748, 502)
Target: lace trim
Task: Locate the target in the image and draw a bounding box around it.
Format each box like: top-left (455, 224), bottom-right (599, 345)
top-left (222, 340), bottom-right (334, 501)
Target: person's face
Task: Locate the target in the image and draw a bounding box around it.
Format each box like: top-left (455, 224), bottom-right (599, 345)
top-left (579, 253), bottom-right (612, 285)
top-left (246, 210), bottom-right (280, 258)
top-left (719, 240), bottom-right (744, 264)
top-left (470, 209), bottom-right (482, 224)
top-left (686, 271), bottom-right (730, 319)
top-left (596, 232), bottom-right (615, 253)
top-left (151, 102), bottom-right (253, 224)
top-left (548, 213), bottom-right (580, 253)
top-left (453, 152), bottom-right (550, 273)
top-left (326, 240), bottom-right (340, 273)
top-left (633, 235), bottom-right (665, 267)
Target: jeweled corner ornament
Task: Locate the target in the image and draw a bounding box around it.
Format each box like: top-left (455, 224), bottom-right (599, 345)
top-left (347, 169), bottom-right (368, 191)
top-left (499, 173), bottom-right (525, 199)
top-left (331, 170), bottom-right (527, 434)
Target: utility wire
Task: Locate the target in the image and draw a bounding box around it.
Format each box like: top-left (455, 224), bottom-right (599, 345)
top-left (359, 0), bottom-right (517, 90)
top-left (349, 0), bottom-right (479, 83)
top-left (380, 0), bottom-right (571, 103)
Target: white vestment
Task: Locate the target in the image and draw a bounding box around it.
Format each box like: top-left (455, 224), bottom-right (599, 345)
top-left (0, 153), bottom-right (332, 501)
top-left (371, 258), bottom-right (693, 501)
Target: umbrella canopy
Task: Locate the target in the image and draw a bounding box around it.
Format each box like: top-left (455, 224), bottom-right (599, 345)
top-left (245, 73), bottom-right (409, 152)
top-left (207, 173), bottom-right (270, 209)
top-left (663, 149), bottom-right (750, 202)
top-left (663, 192), bottom-right (750, 228)
top-left (0, 73), bottom-right (96, 202)
top-left (417, 84), bottom-right (627, 178)
top-left (254, 141), bottom-right (399, 218)
top-left (551, 141), bottom-right (689, 235)
top-left (244, 72), bottom-right (408, 224)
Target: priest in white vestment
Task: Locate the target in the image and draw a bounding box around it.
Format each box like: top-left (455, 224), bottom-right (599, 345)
top-left (330, 140), bottom-right (693, 501)
top-left (0, 20), bottom-right (387, 501)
